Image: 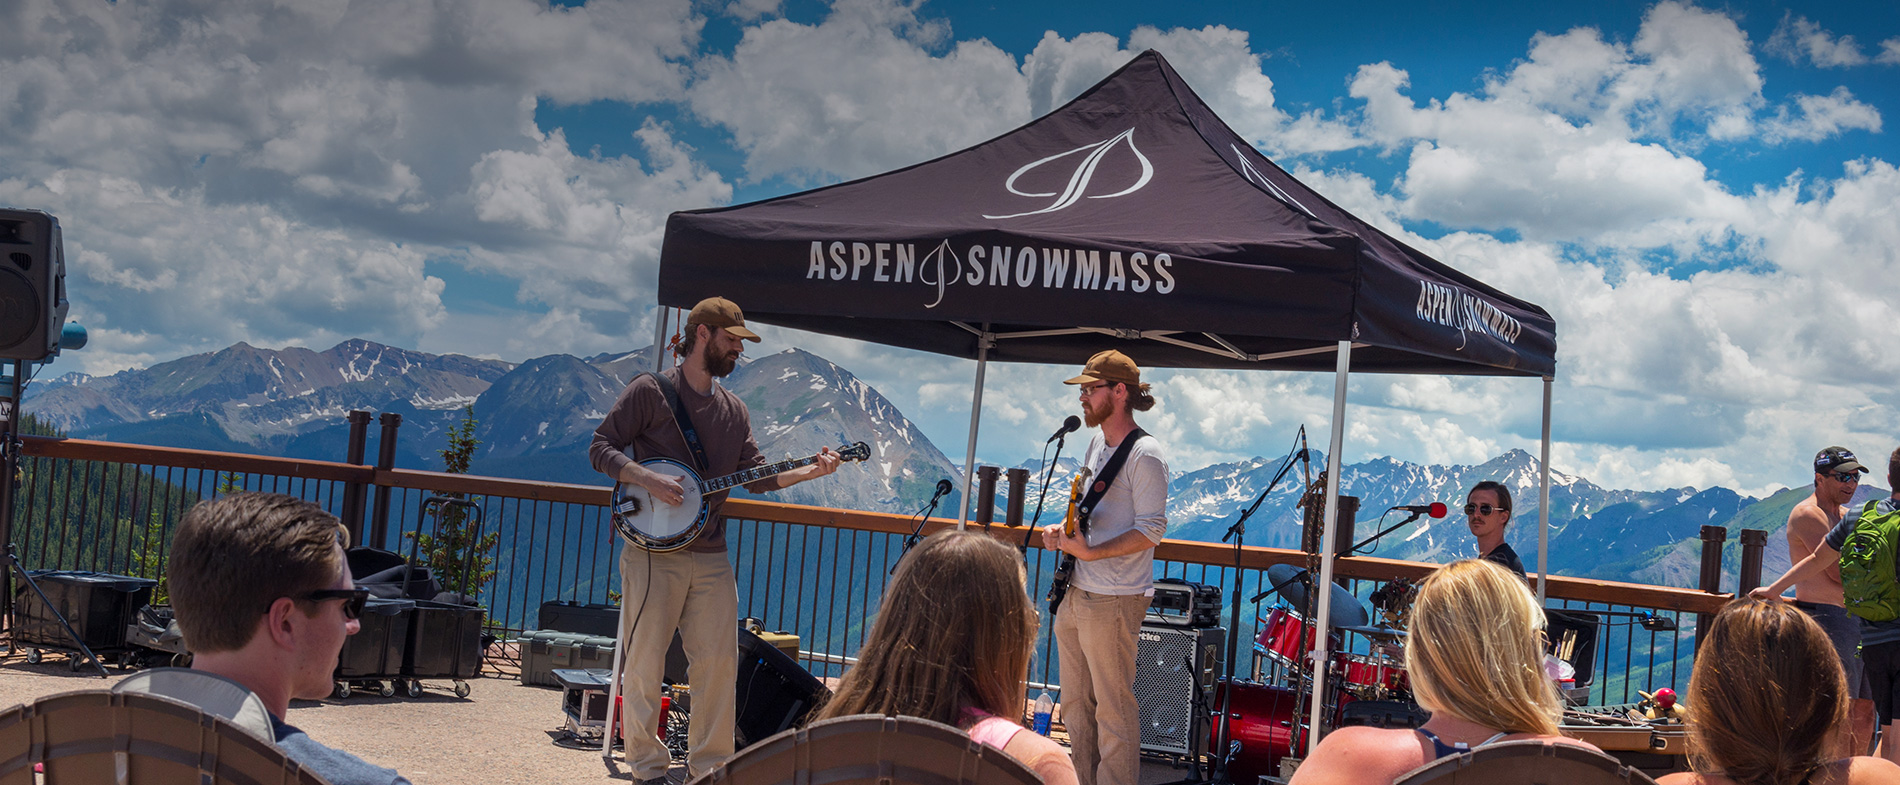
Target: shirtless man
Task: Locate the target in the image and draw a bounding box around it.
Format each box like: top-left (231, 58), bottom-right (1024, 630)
top-left (1756, 446), bottom-right (1875, 754)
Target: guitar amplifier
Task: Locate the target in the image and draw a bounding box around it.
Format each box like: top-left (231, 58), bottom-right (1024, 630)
top-left (1149, 578), bottom-right (1221, 628)
top-left (1134, 619), bottom-right (1224, 757)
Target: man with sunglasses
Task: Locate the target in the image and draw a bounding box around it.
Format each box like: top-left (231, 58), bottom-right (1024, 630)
top-left (1750, 446), bottom-right (1877, 756)
top-left (1040, 350), bottom-right (1168, 785)
top-left (1464, 481), bottom-right (1524, 578)
top-left (169, 492), bottom-right (411, 785)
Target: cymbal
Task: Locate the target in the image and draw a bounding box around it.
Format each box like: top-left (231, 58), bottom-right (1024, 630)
top-left (1338, 624), bottom-right (1408, 641)
top-left (1264, 564), bottom-right (1369, 628)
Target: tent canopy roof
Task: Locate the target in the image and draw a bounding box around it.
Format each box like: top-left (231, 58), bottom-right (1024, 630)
top-left (660, 50), bottom-right (1555, 378)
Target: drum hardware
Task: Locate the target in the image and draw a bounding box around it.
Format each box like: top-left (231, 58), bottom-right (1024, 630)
top-left (1174, 426), bottom-right (1311, 785)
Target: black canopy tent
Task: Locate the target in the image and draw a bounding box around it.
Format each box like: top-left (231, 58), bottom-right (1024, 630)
top-left (638, 50), bottom-right (1559, 746)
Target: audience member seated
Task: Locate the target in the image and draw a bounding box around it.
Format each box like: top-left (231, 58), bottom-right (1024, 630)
top-left (1289, 559), bottom-right (1598, 785)
top-left (167, 492), bottom-right (413, 785)
top-left (1658, 598), bottom-right (1900, 785)
top-left (814, 530), bottom-right (1078, 785)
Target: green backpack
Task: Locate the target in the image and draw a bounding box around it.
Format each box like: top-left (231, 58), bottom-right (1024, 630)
top-left (1840, 499), bottom-right (1900, 623)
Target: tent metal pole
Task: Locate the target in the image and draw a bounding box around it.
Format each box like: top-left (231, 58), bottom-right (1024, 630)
top-left (957, 330), bottom-right (994, 530)
top-left (1538, 376), bottom-right (1553, 604)
top-left (1307, 340), bottom-right (1351, 747)
top-left (648, 306), bottom-right (671, 374)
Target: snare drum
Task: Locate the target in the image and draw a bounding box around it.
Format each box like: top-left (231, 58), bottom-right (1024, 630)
top-left (1334, 652), bottom-right (1410, 698)
top-left (1208, 679), bottom-right (1297, 785)
top-left (1256, 607), bottom-right (1336, 667)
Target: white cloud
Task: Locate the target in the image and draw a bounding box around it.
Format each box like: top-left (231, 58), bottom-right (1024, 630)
top-left (1881, 38), bottom-right (1900, 65)
top-left (688, 0), bottom-right (1026, 183)
top-left (0, 0), bottom-right (713, 372)
top-left (1761, 87), bottom-right (1884, 144)
top-left (726, 0), bottom-right (783, 23)
top-left (0, 170), bottom-right (446, 377)
top-left (1766, 13), bottom-right (1870, 68)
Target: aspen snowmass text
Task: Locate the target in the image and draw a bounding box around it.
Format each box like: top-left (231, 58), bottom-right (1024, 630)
top-left (808, 240), bottom-right (1175, 308)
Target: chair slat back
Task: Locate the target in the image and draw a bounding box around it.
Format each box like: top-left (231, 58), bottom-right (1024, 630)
top-left (693, 714), bottom-right (1043, 785)
top-left (1393, 739), bottom-right (1660, 785)
top-left (0, 690), bottom-right (332, 785)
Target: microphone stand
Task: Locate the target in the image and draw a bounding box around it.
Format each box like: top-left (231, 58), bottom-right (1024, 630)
top-left (1204, 438), bottom-right (1308, 785)
top-left (1347, 510), bottom-right (1428, 555)
top-left (1020, 429), bottom-right (1073, 552)
top-left (892, 488), bottom-right (949, 574)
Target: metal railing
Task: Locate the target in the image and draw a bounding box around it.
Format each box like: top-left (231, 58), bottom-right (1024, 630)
top-left (8, 436), bottom-right (1731, 707)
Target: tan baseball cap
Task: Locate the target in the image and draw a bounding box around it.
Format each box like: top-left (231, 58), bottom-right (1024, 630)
top-left (1064, 350), bottom-right (1141, 386)
top-left (686, 296), bottom-right (760, 342)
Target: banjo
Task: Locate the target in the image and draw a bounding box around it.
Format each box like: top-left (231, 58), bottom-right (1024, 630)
top-left (611, 441), bottom-right (871, 552)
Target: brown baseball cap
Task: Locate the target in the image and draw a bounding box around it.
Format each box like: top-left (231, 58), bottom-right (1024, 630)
top-left (686, 296), bottom-right (760, 342)
top-left (1064, 350), bottom-right (1141, 386)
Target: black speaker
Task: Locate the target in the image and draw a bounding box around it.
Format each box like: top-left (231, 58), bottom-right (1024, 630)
top-left (0, 209), bottom-right (67, 362)
top-left (1134, 618), bottom-right (1224, 756)
top-left (734, 627), bottom-right (828, 748)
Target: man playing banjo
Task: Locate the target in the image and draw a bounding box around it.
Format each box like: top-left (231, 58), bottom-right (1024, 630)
top-left (590, 296), bottom-right (840, 783)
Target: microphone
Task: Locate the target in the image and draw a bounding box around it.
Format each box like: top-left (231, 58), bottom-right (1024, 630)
top-left (1391, 503), bottom-right (1448, 518)
top-left (929, 478), bottom-right (954, 501)
top-left (1045, 415), bottom-right (1082, 444)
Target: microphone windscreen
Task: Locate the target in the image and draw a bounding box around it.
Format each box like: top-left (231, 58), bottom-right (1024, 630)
top-left (1429, 502), bottom-right (1448, 518)
top-left (1062, 415), bottom-right (1081, 433)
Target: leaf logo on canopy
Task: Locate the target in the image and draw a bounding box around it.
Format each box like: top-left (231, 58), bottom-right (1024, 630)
top-left (983, 128), bottom-right (1153, 220)
top-left (1232, 144), bottom-right (1315, 218)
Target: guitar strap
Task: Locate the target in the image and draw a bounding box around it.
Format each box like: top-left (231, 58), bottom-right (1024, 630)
top-left (1075, 427), bottom-right (1148, 534)
top-left (647, 371), bottom-right (710, 474)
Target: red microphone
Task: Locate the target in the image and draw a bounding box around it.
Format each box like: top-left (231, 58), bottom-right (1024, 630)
top-left (1392, 503), bottom-right (1448, 518)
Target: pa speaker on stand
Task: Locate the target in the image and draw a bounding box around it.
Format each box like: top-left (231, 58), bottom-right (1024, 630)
top-left (0, 209), bottom-right (68, 363)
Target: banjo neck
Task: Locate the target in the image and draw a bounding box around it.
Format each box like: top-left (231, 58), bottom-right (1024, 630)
top-left (699, 452), bottom-right (825, 493)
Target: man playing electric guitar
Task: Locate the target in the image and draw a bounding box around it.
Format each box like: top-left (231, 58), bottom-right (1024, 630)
top-left (589, 296), bottom-right (840, 784)
top-left (1040, 350), bottom-right (1169, 785)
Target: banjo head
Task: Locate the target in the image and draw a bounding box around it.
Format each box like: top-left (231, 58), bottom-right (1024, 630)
top-left (611, 456), bottom-right (709, 552)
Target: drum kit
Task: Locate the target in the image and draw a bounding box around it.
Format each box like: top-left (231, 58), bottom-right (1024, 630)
top-left (1207, 565), bottom-right (1424, 783)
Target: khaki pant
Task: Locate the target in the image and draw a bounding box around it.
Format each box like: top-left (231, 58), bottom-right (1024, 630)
top-left (1055, 589), bottom-right (1150, 785)
top-left (618, 547), bottom-right (738, 779)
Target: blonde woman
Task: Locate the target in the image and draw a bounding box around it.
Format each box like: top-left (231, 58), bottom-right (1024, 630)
top-left (815, 530), bottom-right (1077, 785)
top-left (1289, 559), bottom-right (1597, 785)
top-left (1659, 598), bottom-right (1900, 785)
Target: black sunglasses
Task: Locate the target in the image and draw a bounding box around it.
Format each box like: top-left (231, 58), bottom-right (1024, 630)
top-left (1831, 470), bottom-right (1862, 484)
top-left (1464, 503), bottom-right (1510, 516)
top-left (301, 588), bottom-right (370, 620)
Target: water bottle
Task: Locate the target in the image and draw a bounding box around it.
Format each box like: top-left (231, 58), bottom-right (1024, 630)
top-left (1032, 691), bottom-right (1054, 735)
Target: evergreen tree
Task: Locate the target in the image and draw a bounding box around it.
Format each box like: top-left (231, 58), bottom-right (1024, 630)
top-left (406, 405), bottom-right (498, 597)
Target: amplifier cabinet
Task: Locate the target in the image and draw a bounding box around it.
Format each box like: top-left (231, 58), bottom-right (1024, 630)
top-left (1133, 619), bottom-right (1224, 757)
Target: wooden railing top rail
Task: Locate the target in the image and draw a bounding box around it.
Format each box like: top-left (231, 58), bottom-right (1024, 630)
top-left (721, 499), bottom-right (1733, 615)
top-left (18, 436), bottom-right (1730, 615)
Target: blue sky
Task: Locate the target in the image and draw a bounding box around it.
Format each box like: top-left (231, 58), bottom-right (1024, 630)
top-left (4, 0), bottom-right (1898, 495)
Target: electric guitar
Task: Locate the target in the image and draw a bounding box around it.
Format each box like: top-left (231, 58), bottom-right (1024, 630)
top-left (611, 441), bottom-right (870, 552)
top-left (1045, 466), bottom-right (1094, 616)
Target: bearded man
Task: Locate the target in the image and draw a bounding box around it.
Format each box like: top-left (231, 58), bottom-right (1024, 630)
top-left (590, 296), bottom-right (839, 782)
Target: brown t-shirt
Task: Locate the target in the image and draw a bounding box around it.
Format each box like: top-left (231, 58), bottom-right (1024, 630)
top-left (589, 367), bottom-right (774, 552)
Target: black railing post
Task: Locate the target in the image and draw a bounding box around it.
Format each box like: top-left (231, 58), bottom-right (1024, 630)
top-left (1004, 468), bottom-right (1029, 528)
top-left (1696, 524), bottom-right (1728, 650)
top-left (974, 465), bottom-right (999, 527)
top-left (339, 410), bottom-right (371, 546)
top-left (1738, 528), bottom-right (1768, 594)
top-left (369, 412), bottom-right (402, 550)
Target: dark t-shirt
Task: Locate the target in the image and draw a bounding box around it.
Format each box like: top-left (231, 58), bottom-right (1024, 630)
top-left (588, 366), bottom-right (771, 552)
top-left (1484, 541), bottom-right (1527, 578)
top-left (272, 716), bottom-right (410, 785)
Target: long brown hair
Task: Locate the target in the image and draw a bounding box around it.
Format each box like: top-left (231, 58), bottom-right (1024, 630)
top-left (814, 530), bottom-right (1039, 726)
top-left (1405, 559), bottom-right (1561, 735)
top-left (1685, 597), bottom-right (1848, 785)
